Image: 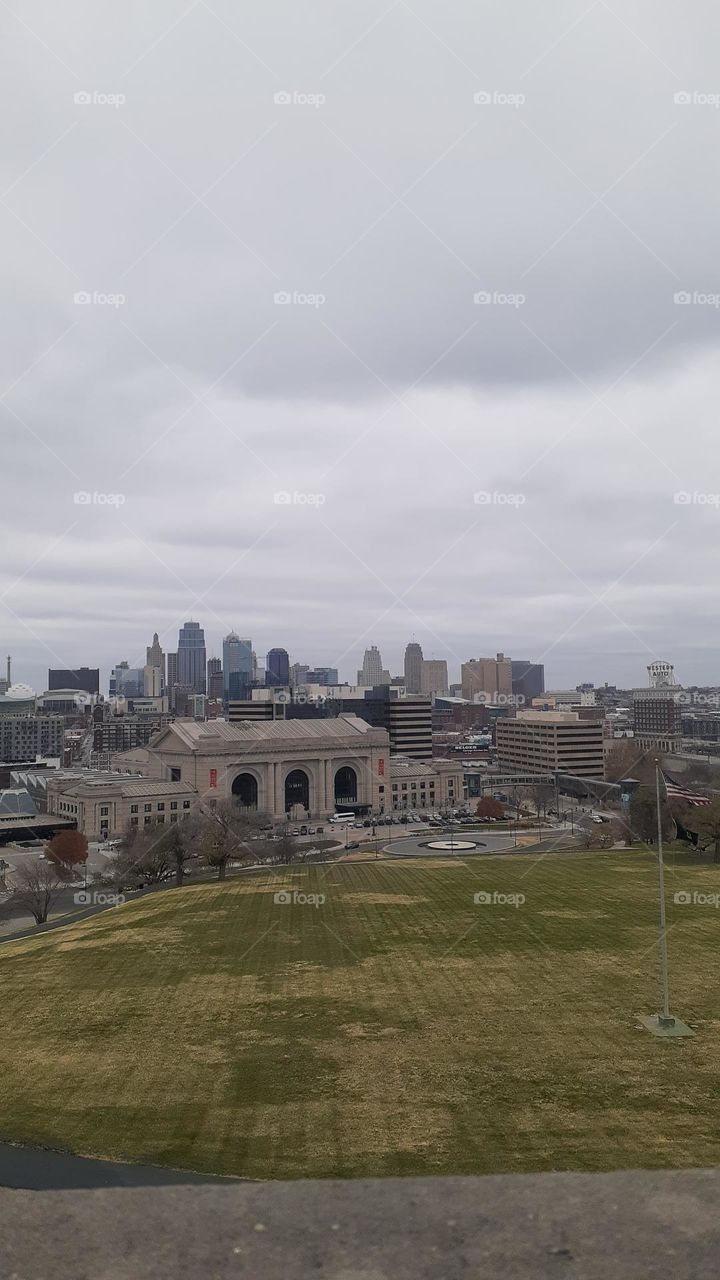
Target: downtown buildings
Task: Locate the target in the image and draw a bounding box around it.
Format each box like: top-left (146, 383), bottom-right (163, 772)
top-left (177, 621), bottom-right (207, 694)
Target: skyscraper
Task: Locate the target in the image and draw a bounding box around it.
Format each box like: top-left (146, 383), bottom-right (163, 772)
top-left (207, 657), bottom-right (223, 701)
top-left (146, 632), bottom-right (166, 689)
top-left (461, 653), bottom-right (512, 702)
top-left (166, 652), bottom-right (178, 691)
top-left (511, 660), bottom-right (545, 704)
top-left (357, 645), bottom-right (385, 686)
top-left (223, 632), bottom-right (252, 699)
top-left (404, 642), bottom-right (424, 693)
top-left (420, 659), bottom-right (449, 696)
top-left (177, 621), bottom-right (206, 694)
top-left (266, 648), bottom-right (290, 686)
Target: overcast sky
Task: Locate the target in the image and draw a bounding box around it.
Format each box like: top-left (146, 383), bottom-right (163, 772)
top-left (2, 0), bottom-right (720, 693)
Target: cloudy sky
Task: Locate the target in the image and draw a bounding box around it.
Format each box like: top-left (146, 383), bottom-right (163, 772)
top-left (2, 0), bottom-right (719, 693)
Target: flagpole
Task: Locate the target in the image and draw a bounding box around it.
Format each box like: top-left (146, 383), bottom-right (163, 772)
top-left (638, 764), bottom-right (694, 1036)
top-left (655, 763), bottom-right (671, 1023)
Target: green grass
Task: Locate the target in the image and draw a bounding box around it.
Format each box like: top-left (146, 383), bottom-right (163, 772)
top-left (2, 848), bottom-right (720, 1179)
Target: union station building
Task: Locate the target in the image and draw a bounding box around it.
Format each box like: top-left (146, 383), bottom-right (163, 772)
top-left (126, 714), bottom-right (392, 819)
top-left (115, 714), bottom-right (465, 822)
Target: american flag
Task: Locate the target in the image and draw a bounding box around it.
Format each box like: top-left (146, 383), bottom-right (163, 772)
top-left (662, 772), bottom-right (711, 807)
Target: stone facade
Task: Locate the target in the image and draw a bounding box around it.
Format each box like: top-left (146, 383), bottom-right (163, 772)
top-left (127, 714), bottom-right (392, 820)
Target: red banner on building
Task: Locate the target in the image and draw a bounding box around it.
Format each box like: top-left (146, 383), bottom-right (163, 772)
top-left (378, 759), bottom-right (385, 777)
top-left (209, 768), bottom-right (217, 788)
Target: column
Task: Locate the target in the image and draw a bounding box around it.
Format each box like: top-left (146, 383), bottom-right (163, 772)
top-left (265, 758), bottom-right (275, 817)
top-left (274, 761), bottom-right (282, 817)
top-left (325, 758), bottom-right (333, 814)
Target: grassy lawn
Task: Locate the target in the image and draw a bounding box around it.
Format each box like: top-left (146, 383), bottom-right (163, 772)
top-left (1, 848), bottom-right (719, 1179)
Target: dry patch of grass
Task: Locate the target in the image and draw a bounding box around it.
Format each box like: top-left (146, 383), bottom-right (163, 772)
top-left (1, 851), bottom-right (719, 1179)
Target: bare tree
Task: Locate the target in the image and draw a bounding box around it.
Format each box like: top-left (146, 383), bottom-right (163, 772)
top-left (275, 832), bottom-right (299, 865)
top-left (1, 858), bottom-right (67, 926)
top-left (110, 822), bottom-right (173, 888)
top-left (195, 803), bottom-right (269, 880)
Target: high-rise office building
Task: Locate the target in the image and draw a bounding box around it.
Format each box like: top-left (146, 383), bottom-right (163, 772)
top-left (266, 648), bottom-right (290, 687)
top-left (496, 711), bottom-right (605, 778)
top-left (177, 621), bottom-right (206, 694)
top-left (146, 633), bottom-right (166, 690)
top-left (223, 632), bottom-right (252, 699)
top-left (166, 652), bottom-right (178, 690)
top-left (461, 653), bottom-right (512, 702)
top-left (357, 645), bottom-right (388, 687)
top-left (305, 668), bottom-right (339, 686)
top-left (48, 667), bottom-right (99, 695)
top-left (420, 659), bottom-right (449, 696)
top-left (511, 660), bottom-right (545, 704)
top-left (358, 687), bottom-right (433, 760)
top-left (207, 657), bottom-right (223, 701)
top-left (110, 662), bottom-right (145, 698)
top-left (404, 643), bottom-right (424, 694)
top-left (290, 663), bottom-right (310, 687)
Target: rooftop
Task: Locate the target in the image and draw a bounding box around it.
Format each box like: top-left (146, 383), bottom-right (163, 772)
top-left (155, 714), bottom-right (384, 752)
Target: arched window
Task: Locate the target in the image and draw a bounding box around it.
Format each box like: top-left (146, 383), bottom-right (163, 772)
top-left (232, 773), bottom-right (258, 808)
top-left (334, 766), bottom-right (358, 805)
top-left (284, 769), bottom-right (309, 812)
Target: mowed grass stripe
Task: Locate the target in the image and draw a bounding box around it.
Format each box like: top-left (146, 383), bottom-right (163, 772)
top-left (1, 853), bottom-right (719, 1176)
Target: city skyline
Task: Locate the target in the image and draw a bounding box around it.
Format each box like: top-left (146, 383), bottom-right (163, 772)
top-left (0, 623), bottom-right (688, 699)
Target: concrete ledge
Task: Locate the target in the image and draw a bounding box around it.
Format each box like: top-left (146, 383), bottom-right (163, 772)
top-left (1, 1168), bottom-right (719, 1278)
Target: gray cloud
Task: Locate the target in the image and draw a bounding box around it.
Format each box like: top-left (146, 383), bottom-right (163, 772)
top-left (2, 0), bottom-right (720, 693)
